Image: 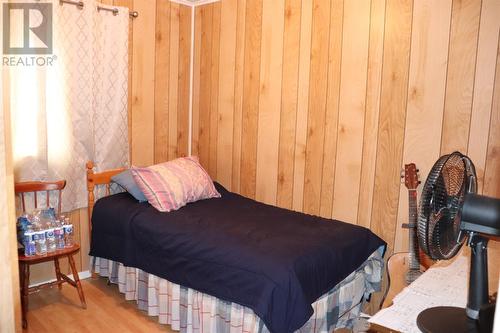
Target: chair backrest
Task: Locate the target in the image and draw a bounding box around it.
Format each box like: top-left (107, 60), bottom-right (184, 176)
top-left (15, 180), bottom-right (66, 215)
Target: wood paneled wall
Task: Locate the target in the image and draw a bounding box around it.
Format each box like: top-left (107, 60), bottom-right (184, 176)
top-left (192, 0), bottom-right (500, 253)
top-left (110, 0), bottom-right (192, 166)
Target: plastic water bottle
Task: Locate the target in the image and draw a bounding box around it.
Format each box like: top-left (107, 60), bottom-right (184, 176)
top-left (34, 226), bottom-right (47, 256)
top-left (45, 225), bottom-right (56, 253)
top-left (23, 226), bottom-right (36, 257)
top-left (54, 219), bottom-right (65, 249)
top-left (63, 218), bottom-right (74, 247)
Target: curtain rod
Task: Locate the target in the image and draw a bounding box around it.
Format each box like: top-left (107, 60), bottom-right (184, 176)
top-left (59, 0), bottom-right (139, 18)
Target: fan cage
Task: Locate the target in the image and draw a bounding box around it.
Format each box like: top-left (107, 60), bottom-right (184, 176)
top-left (417, 152), bottom-right (475, 260)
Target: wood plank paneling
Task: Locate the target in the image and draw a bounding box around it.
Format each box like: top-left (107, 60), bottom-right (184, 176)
top-left (69, 210), bottom-right (82, 272)
top-left (192, 0), bottom-right (500, 255)
top-left (231, 0), bottom-right (247, 193)
top-left (292, 0), bottom-right (313, 211)
top-left (209, 2), bottom-right (221, 177)
top-left (154, 1), bottom-right (171, 163)
top-left (114, 0), bottom-right (191, 166)
top-left (192, 7), bottom-right (202, 158)
top-left (168, 4), bottom-right (180, 161)
top-left (240, 0), bottom-right (263, 199)
top-left (357, 0), bottom-right (386, 228)
top-left (370, 0), bottom-right (413, 250)
top-left (130, 0), bottom-right (156, 166)
top-left (302, 0), bottom-right (332, 215)
top-left (78, 208), bottom-right (90, 272)
top-left (276, 0), bottom-right (301, 209)
top-left (216, 0), bottom-right (238, 188)
top-left (484, 38), bottom-right (500, 198)
top-left (331, 0), bottom-right (371, 223)
top-left (394, 0), bottom-right (452, 252)
top-left (440, 0), bottom-right (481, 155)
top-left (130, 0), bottom-right (193, 165)
top-left (198, 5), bottom-right (214, 170)
top-left (255, 0), bottom-right (286, 204)
top-left (467, 0), bottom-right (500, 193)
top-left (318, 0), bottom-right (343, 218)
top-left (177, 5), bottom-right (191, 158)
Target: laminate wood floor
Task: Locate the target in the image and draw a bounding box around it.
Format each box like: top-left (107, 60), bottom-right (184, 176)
top-left (23, 277), bottom-right (175, 333)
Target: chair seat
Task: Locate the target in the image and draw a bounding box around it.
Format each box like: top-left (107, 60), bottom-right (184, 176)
top-left (18, 244), bottom-right (80, 264)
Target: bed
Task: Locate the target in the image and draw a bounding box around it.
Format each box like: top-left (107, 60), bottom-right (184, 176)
top-left (86, 161), bottom-right (386, 333)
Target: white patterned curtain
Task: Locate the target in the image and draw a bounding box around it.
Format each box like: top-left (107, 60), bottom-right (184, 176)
top-left (7, 0), bottom-right (129, 212)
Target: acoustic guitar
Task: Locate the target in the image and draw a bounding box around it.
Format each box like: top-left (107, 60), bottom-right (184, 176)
top-left (382, 163), bottom-right (431, 308)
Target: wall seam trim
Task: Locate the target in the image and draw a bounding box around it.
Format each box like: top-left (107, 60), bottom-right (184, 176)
top-left (169, 0), bottom-right (221, 156)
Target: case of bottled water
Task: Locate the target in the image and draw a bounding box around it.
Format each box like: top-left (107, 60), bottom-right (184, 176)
top-left (18, 208), bottom-right (68, 256)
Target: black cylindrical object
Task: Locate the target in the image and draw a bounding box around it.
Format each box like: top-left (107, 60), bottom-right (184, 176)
top-left (466, 235), bottom-right (489, 320)
top-left (460, 194), bottom-right (500, 236)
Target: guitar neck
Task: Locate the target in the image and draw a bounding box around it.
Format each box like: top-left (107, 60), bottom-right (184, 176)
top-left (408, 189), bottom-right (420, 270)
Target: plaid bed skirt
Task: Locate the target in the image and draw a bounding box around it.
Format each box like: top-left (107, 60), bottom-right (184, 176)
top-left (93, 246), bottom-right (383, 333)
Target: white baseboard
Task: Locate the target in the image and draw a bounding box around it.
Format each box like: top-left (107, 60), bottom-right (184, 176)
top-left (77, 270), bottom-right (91, 280)
top-left (28, 270), bottom-right (91, 288)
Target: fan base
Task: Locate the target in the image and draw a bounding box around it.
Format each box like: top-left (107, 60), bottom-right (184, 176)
top-left (416, 306), bottom-right (478, 333)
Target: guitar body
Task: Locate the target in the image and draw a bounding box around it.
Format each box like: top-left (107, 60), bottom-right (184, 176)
top-left (382, 252), bottom-right (425, 308)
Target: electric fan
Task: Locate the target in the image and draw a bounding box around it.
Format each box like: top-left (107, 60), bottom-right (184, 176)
top-left (416, 151), bottom-right (500, 333)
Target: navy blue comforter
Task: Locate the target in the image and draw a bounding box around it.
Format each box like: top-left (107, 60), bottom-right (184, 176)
top-left (90, 183), bottom-right (385, 333)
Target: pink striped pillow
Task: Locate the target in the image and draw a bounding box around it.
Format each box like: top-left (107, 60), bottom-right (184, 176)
top-left (130, 156), bottom-right (220, 212)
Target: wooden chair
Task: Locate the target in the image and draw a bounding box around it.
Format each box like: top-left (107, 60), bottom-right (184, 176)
top-left (15, 180), bottom-right (86, 329)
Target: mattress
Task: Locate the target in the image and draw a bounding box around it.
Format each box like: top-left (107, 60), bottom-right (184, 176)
top-left (93, 247), bottom-right (384, 333)
top-left (90, 183), bottom-right (386, 333)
